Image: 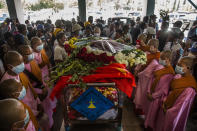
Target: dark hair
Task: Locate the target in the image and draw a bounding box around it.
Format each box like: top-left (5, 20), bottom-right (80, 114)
top-left (25, 20), bottom-right (29, 25)
top-left (17, 24), bottom-right (26, 33)
top-left (116, 29), bottom-right (123, 36)
top-left (47, 19), bottom-right (52, 24)
top-left (4, 32), bottom-right (13, 41)
top-left (161, 21), bottom-right (169, 29)
top-left (123, 25), bottom-right (129, 31)
top-left (174, 21), bottom-right (182, 28)
top-left (56, 32), bottom-right (65, 41)
top-left (130, 20), bottom-right (135, 27)
top-left (143, 16), bottom-right (149, 23)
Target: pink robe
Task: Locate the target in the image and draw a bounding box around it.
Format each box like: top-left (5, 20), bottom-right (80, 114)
top-left (0, 72), bottom-right (40, 116)
top-left (25, 62), bottom-right (54, 129)
top-left (134, 60), bottom-right (162, 115)
top-left (33, 51), bottom-right (50, 83)
top-left (26, 120), bottom-right (36, 131)
top-left (144, 73), bottom-right (174, 129)
top-left (155, 75), bottom-right (196, 131)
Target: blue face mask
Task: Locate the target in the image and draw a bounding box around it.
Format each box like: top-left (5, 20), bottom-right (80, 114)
top-left (159, 59), bottom-right (166, 66)
top-left (11, 63), bottom-right (25, 74)
top-left (36, 44), bottom-right (43, 52)
top-left (18, 86), bottom-right (26, 100)
top-left (175, 65), bottom-right (184, 74)
top-left (79, 30), bottom-right (83, 36)
top-left (24, 109), bottom-right (30, 126)
top-left (12, 109), bottom-right (30, 130)
top-left (27, 53), bottom-right (34, 62)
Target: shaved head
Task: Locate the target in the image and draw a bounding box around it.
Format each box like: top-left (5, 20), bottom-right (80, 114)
top-left (17, 45), bottom-right (33, 63)
top-left (4, 51), bottom-right (23, 66)
top-left (0, 99), bottom-right (25, 131)
top-left (18, 45), bottom-right (32, 55)
top-left (161, 50), bottom-right (172, 61)
top-left (180, 56), bottom-right (194, 69)
top-left (0, 79), bottom-right (22, 99)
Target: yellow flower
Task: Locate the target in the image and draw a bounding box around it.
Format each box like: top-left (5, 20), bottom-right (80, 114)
top-left (68, 37), bottom-right (78, 48)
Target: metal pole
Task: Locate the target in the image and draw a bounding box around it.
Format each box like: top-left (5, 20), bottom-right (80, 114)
top-left (188, 0), bottom-right (197, 10)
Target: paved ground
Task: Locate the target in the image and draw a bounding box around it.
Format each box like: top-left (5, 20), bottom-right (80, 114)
top-left (69, 99), bottom-right (144, 131)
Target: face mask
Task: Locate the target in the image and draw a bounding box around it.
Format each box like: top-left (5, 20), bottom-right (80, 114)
top-left (36, 44), bottom-right (43, 52)
top-left (79, 30), bottom-right (83, 36)
top-left (27, 53), bottom-right (34, 61)
top-left (18, 86), bottom-right (26, 100)
top-left (159, 59), bottom-right (166, 66)
top-left (94, 33), bottom-right (100, 37)
top-left (24, 109), bottom-right (30, 126)
top-left (12, 109), bottom-right (30, 130)
top-left (175, 65), bottom-right (184, 74)
top-left (10, 63), bottom-right (25, 74)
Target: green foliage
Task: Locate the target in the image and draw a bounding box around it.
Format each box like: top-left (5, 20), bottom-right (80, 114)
top-left (48, 43), bottom-right (104, 88)
top-left (172, 0), bottom-right (177, 12)
top-left (0, 1), bottom-right (4, 9)
top-left (160, 10), bottom-right (169, 22)
top-left (28, 0), bottom-right (64, 11)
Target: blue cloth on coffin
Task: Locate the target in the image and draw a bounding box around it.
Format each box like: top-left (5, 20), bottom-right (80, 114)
top-left (71, 87), bottom-right (114, 121)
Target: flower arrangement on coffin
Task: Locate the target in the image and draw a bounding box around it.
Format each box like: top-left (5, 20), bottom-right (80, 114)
top-left (114, 49), bottom-right (147, 67)
top-left (49, 42), bottom-right (146, 87)
top-left (68, 36), bottom-right (102, 48)
top-left (49, 43), bottom-right (115, 87)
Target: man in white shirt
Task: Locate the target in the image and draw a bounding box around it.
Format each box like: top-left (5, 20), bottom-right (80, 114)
top-left (54, 32), bottom-right (67, 63)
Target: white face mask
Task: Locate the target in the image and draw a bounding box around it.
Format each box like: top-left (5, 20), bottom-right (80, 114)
top-left (79, 30), bottom-right (83, 36)
top-left (94, 33), bottom-right (100, 37)
top-left (36, 44), bottom-right (43, 52)
top-left (27, 53), bottom-right (34, 62)
top-left (9, 63), bottom-right (25, 74)
top-left (175, 65), bottom-right (184, 74)
top-left (159, 59), bottom-right (166, 66)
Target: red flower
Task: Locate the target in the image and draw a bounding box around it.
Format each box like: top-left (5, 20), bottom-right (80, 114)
top-left (87, 53), bottom-right (96, 62)
top-left (64, 44), bottom-right (73, 55)
top-left (136, 40), bottom-right (141, 45)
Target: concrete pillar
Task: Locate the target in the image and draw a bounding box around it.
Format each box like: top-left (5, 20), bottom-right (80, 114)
top-left (78, 0), bottom-right (86, 23)
top-left (6, 0), bottom-right (25, 24)
top-left (146, 0), bottom-right (155, 16)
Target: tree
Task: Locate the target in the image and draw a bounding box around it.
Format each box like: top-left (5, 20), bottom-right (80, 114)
top-left (127, 0), bottom-right (131, 5)
top-left (172, 0), bottom-right (177, 11)
top-left (0, 1), bottom-right (4, 9)
top-left (176, 0), bottom-right (180, 11)
top-left (183, 0), bottom-right (186, 5)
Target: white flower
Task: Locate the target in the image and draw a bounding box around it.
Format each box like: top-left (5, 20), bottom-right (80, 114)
top-left (86, 46), bottom-right (92, 53)
top-left (106, 52), bottom-right (112, 56)
top-left (128, 53), bottom-right (136, 58)
top-left (93, 49), bottom-right (105, 55)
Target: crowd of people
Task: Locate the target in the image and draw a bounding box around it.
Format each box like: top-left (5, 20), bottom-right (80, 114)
top-left (0, 14), bottom-right (197, 131)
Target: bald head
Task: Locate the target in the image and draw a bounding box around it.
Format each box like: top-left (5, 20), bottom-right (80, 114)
top-left (18, 45), bottom-right (32, 56)
top-left (0, 99), bottom-right (26, 131)
top-left (148, 39), bottom-right (159, 49)
top-left (0, 79), bottom-right (22, 100)
top-left (17, 45), bottom-right (33, 63)
top-left (179, 56), bottom-right (194, 70)
top-left (4, 51), bottom-right (23, 66)
top-left (161, 50), bottom-right (172, 61)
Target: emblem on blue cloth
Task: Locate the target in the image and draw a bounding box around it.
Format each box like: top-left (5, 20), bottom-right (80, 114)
top-left (71, 87), bottom-right (114, 121)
